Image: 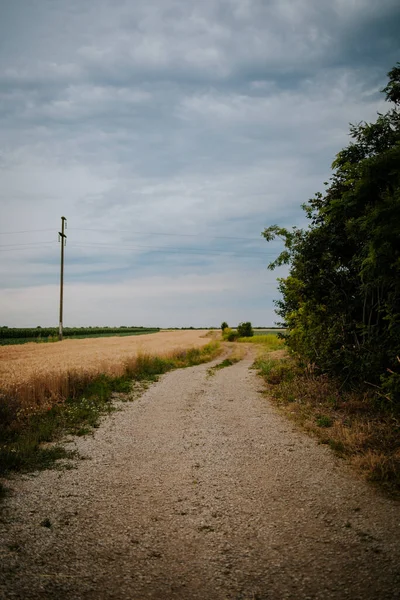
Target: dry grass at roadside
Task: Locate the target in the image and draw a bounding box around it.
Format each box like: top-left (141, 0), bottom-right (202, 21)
top-left (254, 354), bottom-right (400, 496)
top-left (0, 334), bottom-right (216, 418)
top-left (0, 330), bottom-right (211, 393)
top-left (0, 342), bottom-right (221, 484)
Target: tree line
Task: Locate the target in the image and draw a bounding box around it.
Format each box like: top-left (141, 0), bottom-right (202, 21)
top-left (0, 326), bottom-right (160, 343)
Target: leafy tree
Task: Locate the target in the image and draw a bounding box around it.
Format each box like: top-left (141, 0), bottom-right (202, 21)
top-left (221, 321), bottom-right (229, 331)
top-left (382, 62), bottom-right (400, 105)
top-left (237, 322), bottom-right (254, 337)
top-left (262, 64), bottom-right (400, 402)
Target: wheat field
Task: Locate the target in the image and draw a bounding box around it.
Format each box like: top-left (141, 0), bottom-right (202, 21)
top-left (0, 330), bottom-right (214, 413)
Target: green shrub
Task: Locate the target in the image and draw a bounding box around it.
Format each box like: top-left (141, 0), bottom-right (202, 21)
top-left (222, 327), bottom-right (238, 341)
top-left (221, 321), bottom-right (229, 331)
top-left (237, 322), bottom-right (254, 337)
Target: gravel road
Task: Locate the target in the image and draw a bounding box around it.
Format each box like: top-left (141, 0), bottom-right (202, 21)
top-left (1, 351), bottom-right (399, 599)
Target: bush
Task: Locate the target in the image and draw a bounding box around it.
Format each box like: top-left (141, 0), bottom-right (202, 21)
top-left (237, 322), bottom-right (254, 337)
top-left (222, 327), bottom-right (238, 342)
top-left (221, 321), bottom-right (229, 331)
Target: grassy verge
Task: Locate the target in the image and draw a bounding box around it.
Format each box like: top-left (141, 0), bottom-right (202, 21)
top-left (0, 342), bottom-right (221, 483)
top-left (254, 354), bottom-right (400, 496)
top-left (237, 333), bottom-right (286, 351)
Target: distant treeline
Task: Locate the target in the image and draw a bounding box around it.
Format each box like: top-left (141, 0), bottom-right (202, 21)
top-left (162, 326), bottom-right (284, 330)
top-left (0, 326), bottom-right (160, 345)
top-left (0, 325), bottom-right (284, 345)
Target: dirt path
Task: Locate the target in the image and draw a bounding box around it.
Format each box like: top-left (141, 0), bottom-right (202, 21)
top-left (1, 352), bottom-right (399, 599)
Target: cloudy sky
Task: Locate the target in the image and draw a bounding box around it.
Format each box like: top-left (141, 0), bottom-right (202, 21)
top-left (0, 0), bottom-right (399, 328)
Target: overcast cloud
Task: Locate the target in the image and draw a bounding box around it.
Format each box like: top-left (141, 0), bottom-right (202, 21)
top-left (0, 0), bottom-right (399, 327)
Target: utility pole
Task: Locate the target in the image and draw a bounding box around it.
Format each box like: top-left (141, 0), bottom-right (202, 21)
top-left (58, 216), bottom-right (67, 341)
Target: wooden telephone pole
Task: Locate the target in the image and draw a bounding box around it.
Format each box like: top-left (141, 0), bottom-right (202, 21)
top-left (58, 216), bottom-right (67, 341)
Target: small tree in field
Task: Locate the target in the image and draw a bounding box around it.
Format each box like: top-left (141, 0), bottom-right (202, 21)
top-left (237, 322), bottom-right (254, 337)
top-left (221, 321), bottom-right (229, 331)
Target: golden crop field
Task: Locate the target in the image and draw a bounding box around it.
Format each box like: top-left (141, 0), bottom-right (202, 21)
top-left (0, 330), bottom-right (214, 413)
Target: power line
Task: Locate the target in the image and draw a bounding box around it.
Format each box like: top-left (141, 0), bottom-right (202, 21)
top-left (0, 226), bottom-right (272, 243)
top-left (0, 241), bottom-right (56, 247)
top-left (0, 229), bottom-right (54, 235)
top-left (71, 227), bottom-right (266, 242)
top-left (67, 242), bottom-right (275, 258)
top-left (0, 240), bottom-right (275, 257)
top-left (0, 242), bottom-right (57, 250)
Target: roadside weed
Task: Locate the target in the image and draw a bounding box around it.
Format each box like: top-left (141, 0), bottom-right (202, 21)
top-left (255, 353), bottom-right (400, 495)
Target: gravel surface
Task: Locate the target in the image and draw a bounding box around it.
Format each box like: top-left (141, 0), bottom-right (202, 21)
top-left (1, 351), bottom-right (399, 599)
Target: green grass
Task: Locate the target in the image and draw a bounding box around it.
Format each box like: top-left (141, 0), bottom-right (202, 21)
top-left (207, 357), bottom-right (240, 376)
top-left (253, 329), bottom-right (287, 335)
top-left (253, 357), bottom-right (296, 384)
top-left (316, 415), bottom-right (333, 428)
top-left (0, 380), bottom-right (118, 476)
top-left (215, 358), bottom-right (237, 369)
top-left (239, 333), bottom-right (286, 351)
top-left (0, 342), bottom-right (221, 483)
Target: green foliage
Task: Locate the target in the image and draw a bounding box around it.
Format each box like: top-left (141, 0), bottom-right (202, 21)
top-left (237, 333), bottom-right (285, 350)
top-left (221, 321), bottom-right (229, 331)
top-left (253, 357), bottom-right (295, 384)
top-left (215, 358), bottom-right (236, 368)
top-left (237, 322), bottom-right (254, 337)
top-left (262, 64), bottom-right (400, 403)
top-left (316, 415), bottom-right (333, 428)
top-left (222, 327), bottom-right (238, 341)
top-left (0, 380), bottom-right (117, 476)
top-left (382, 62), bottom-right (400, 105)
